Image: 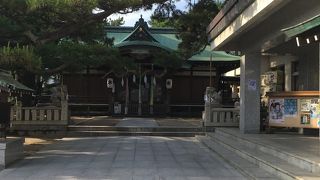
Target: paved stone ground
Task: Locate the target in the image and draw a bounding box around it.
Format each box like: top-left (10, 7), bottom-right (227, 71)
top-left (223, 128), bottom-right (320, 163)
top-left (115, 118), bottom-right (159, 127)
top-left (0, 136), bottom-right (246, 180)
top-left (70, 116), bottom-right (202, 127)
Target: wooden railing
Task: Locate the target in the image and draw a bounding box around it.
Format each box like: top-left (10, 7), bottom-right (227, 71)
top-left (204, 107), bottom-right (240, 127)
top-left (10, 101), bottom-right (68, 125)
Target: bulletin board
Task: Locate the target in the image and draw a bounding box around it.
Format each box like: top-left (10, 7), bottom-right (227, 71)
top-left (267, 91), bottom-right (320, 129)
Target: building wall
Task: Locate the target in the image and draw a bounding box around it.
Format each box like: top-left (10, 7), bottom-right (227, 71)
top-left (64, 73), bottom-right (212, 105)
top-left (63, 74), bottom-right (111, 103)
top-left (171, 76), bottom-right (211, 104)
top-left (296, 43), bottom-right (320, 91)
top-left (269, 54), bottom-right (297, 91)
top-left (265, 43), bottom-right (319, 91)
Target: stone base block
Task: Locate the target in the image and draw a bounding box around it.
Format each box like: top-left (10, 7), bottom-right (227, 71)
top-left (0, 137), bottom-right (24, 169)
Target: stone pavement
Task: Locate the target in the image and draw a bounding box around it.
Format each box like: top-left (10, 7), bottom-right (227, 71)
top-left (116, 118), bottom-right (159, 127)
top-left (70, 116), bottom-right (202, 127)
top-left (0, 136), bottom-right (246, 180)
top-left (222, 128), bottom-right (320, 163)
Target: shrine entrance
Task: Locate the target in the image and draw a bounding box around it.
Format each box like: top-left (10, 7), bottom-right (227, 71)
top-left (112, 64), bottom-right (169, 116)
top-left (64, 16), bottom-right (240, 117)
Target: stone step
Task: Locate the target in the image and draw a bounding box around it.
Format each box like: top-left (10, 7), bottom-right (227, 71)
top-left (67, 125), bottom-right (210, 132)
top-left (66, 131), bottom-right (205, 137)
top-left (207, 132), bottom-right (320, 180)
top-left (196, 136), bottom-right (278, 180)
top-left (214, 128), bottom-right (320, 173)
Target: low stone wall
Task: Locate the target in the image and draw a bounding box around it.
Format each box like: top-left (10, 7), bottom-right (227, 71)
top-left (0, 137), bottom-right (24, 169)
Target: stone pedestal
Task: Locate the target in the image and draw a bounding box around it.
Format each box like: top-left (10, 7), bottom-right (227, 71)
top-left (204, 87), bottom-right (222, 126)
top-left (240, 53), bottom-right (261, 133)
top-left (0, 137), bottom-right (24, 169)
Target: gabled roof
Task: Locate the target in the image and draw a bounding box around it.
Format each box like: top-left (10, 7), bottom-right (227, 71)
top-left (0, 70), bottom-right (33, 92)
top-left (106, 17), bottom-right (240, 62)
top-left (281, 14), bottom-right (320, 40)
top-left (122, 17), bottom-right (158, 42)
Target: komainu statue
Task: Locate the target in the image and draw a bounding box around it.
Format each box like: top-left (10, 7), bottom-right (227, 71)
top-left (50, 85), bottom-right (68, 107)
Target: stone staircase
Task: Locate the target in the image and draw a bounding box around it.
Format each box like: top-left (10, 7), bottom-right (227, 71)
top-left (197, 128), bottom-right (320, 180)
top-left (67, 125), bottom-right (211, 137)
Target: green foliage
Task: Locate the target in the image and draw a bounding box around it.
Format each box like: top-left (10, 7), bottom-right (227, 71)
top-left (26, 0), bottom-right (99, 10)
top-left (0, 0), bottom-right (166, 46)
top-left (37, 40), bottom-right (135, 73)
top-left (0, 0), bottom-right (167, 74)
top-left (105, 17), bottom-right (125, 26)
top-left (0, 43), bottom-right (41, 72)
top-left (176, 0), bottom-right (219, 58)
top-left (152, 50), bottom-right (183, 70)
top-left (149, 0), bottom-right (182, 28)
top-left (151, 0), bottom-right (220, 58)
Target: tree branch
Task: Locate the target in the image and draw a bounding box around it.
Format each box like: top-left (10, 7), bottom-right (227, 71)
top-left (36, 0), bottom-right (167, 45)
top-left (24, 30), bottom-right (39, 44)
top-left (45, 62), bottom-right (73, 75)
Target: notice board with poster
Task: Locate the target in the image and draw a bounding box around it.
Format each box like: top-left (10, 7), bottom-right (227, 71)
top-left (267, 91), bottom-right (320, 129)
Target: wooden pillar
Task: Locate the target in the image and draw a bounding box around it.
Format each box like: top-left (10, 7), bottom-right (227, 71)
top-left (125, 75), bottom-right (129, 115)
top-left (138, 65), bottom-right (142, 116)
top-left (189, 67), bottom-right (193, 103)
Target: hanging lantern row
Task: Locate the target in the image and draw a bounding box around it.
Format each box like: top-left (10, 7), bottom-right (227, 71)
top-left (295, 34), bottom-right (319, 47)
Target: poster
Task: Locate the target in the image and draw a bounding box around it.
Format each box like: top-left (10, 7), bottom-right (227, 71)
top-left (269, 99), bottom-right (284, 123)
top-left (300, 114), bottom-right (311, 124)
top-left (310, 99), bottom-right (320, 119)
top-left (300, 99), bottom-right (311, 112)
top-left (284, 99), bottom-right (297, 117)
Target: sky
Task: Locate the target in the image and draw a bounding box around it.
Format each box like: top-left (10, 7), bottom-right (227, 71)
top-left (108, 1), bottom-right (191, 27)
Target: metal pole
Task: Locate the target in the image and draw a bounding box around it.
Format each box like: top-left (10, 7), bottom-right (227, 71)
top-left (210, 54), bottom-right (212, 87)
